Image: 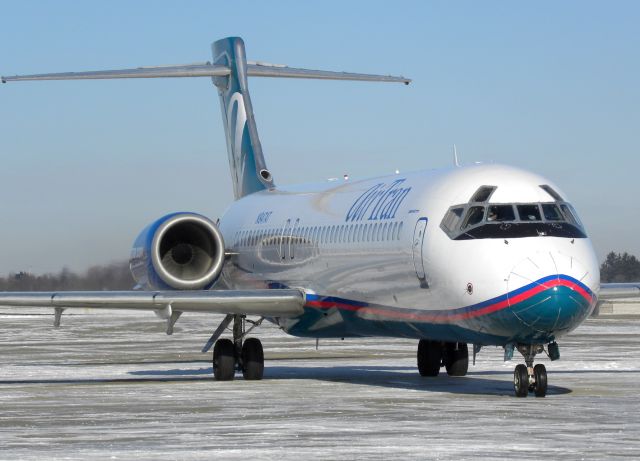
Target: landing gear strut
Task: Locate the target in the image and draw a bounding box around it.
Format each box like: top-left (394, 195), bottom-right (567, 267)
top-left (210, 315), bottom-right (265, 381)
top-left (513, 344), bottom-right (548, 397)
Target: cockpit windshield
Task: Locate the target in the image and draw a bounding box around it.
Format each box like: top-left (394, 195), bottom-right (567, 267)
top-left (440, 186), bottom-right (587, 240)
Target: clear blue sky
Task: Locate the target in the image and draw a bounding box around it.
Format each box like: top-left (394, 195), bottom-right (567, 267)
top-left (0, 1), bottom-right (638, 274)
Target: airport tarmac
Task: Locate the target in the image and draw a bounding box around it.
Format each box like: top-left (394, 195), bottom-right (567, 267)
top-left (1, 311), bottom-right (639, 460)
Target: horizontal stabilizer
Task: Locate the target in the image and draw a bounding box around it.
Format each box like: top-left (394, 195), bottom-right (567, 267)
top-left (0, 289), bottom-right (305, 317)
top-left (246, 63), bottom-right (411, 84)
top-left (1, 64), bottom-right (231, 82)
top-left (3, 64), bottom-right (410, 85)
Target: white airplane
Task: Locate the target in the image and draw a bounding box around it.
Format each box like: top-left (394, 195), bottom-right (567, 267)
top-left (2, 37), bottom-right (639, 397)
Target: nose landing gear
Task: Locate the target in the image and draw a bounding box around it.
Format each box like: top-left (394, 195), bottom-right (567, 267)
top-left (513, 344), bottom-right (548, 397)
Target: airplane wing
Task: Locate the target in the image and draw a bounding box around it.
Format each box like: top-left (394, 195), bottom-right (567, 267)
top-left (0, 289), bottom-right (305, 318)
top-left (599, 283), bottom-right (640, 300)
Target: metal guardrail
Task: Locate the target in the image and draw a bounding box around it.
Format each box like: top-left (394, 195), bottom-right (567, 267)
top-left (594, 299), bottom-right (640, 317)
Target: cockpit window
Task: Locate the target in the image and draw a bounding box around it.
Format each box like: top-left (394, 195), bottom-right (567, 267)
top-left (470, 186), bottom-right (496, 203)
top-left (542, 204), bottom-right (563, 221)
top-left (462, 206), bottom-right (485, 229)
top-left (442, 207), bottom-right (464, 234)
top-left (540, 185), bottom-right (564, 201)
top-left (560, 203), bottom-right (584, 228)
top-left (440, 200), bottom-right (586, 240)
top-left (487, 205), bottom-right (515, 222)
top-left (517, 204), bottom-right (542, 221)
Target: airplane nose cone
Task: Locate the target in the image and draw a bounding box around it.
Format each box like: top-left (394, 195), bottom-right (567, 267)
top-left (505, 251), bottom-right (597, 342)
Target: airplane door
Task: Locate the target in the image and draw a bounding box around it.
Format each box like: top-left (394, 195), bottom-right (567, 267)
top-left (279, 219), bottom-right (291, 260)
top-left (412, 217), bottom-right (429, 288)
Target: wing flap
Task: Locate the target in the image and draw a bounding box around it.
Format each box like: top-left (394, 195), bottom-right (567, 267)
top-left (0, 289), bottom-right (305, 317)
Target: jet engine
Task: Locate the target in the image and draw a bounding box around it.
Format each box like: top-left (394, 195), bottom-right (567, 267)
top-left (130, 212), bottom-right (225, 290)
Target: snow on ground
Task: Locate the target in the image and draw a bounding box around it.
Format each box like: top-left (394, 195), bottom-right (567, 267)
top-left (0, 311), bottom-right (639, 460)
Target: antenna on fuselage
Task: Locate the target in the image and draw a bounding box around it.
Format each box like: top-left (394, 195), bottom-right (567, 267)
top-left (453, 144), bottom-right (460, 167)
top-left (453, 145), bottom-right (461, 167)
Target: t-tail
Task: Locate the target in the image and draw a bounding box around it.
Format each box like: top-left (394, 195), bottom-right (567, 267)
top-left (211, 37), bottom-right (272, 198)
top-left (2, 36), bottom-right (410, 199)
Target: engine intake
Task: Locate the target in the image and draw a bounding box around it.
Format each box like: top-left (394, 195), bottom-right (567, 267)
top-left (130, 212), bottom-right (225, 290)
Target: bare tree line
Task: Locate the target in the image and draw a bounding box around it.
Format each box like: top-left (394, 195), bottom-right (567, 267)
top-left (0, 251), bottom-right (638, 291)
top-left (0, 261), bottom-right (134, 291)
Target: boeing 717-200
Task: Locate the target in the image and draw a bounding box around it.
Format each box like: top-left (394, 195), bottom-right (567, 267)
top-left (2, 37), bottom-right (639, 397)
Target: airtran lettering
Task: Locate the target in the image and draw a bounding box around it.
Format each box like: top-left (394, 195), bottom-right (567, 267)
top-left (345, 179), bottom-right (411, 222)
top-left (256, 211), bottom-right (273, 224)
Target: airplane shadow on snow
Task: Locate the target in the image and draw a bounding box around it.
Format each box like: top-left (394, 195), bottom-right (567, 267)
top-left (3, 363), bottom-right (637, 396)
top-left (129, 363), bottom-right (571, 396)
top-left (128, 363), bottom-right (639, 396)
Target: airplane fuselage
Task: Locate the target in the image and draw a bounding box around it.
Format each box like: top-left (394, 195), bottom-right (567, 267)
top-left (218, 163), bottom-right (599, 346)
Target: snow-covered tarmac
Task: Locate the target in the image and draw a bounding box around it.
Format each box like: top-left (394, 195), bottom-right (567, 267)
top-left (1, 311), bottom-right (639, 460)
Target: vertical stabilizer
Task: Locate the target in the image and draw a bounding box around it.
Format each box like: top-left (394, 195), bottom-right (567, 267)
top-left (212, 37), bottom-right (273, 199)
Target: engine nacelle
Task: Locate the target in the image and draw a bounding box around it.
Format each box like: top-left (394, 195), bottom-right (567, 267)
top-left (130, 212), bottom-right (225, 290)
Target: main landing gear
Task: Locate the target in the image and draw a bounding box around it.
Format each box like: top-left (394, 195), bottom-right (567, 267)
top-left (206, 314), bottom-right (265, 381)
top-left (417, 340), bottom-right (469, 377)
top-left (512, 343), bottom-right (555, 398)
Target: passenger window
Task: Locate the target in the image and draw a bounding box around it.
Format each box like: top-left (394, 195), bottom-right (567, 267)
top-left (397, 222), bottom-right (403, 239)
top-left (487, 205), bottom-right (515, 222)
top-left (517, 204), bottom-right (542, 221)
top-left (542, 204), bottom-right (563, 221)
top-left (462, 206), bottom-right (485, 229)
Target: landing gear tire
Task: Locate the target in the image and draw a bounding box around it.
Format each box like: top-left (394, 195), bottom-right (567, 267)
top-left (533, 364), bottom-right (548, 397)
top-left (213, 338), bottom-right (235, 381)
top-left (444, 342), bottom-right (469, 376)
top-left (514, 364), bottom-right (529, 397)
top-left (241, 337), bottom-right (264, 380)
top-left (417, 339), bottom-right (442, 377)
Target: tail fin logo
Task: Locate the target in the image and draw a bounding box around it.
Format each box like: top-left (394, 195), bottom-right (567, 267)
top-left (226, 92), bottom-right (248, 190)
